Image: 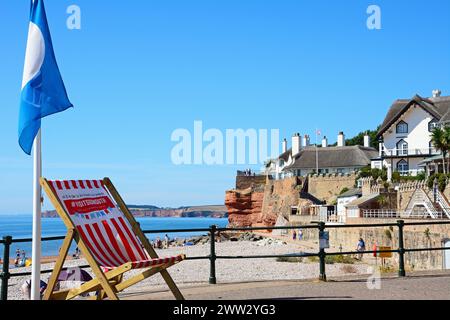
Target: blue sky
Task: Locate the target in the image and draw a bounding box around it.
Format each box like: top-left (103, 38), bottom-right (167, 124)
top-left (0, 0), bottom-right (449, 214)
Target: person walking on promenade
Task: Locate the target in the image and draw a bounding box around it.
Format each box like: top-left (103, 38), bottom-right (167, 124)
top-left (292, 230), bottom-right (297, 241)
top-left (356, 238), bottom-right (366, 260)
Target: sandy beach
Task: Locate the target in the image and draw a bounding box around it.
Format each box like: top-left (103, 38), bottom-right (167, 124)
top-left (6, 238), bottom-right (372, 300)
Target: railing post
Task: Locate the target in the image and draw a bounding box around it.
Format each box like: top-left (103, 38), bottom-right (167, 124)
top-left (1, 236), bottom-right (12, 301)
top-left (209, 225), bottom-right (217, 285)
top-left (397, 220), bottom-right (406, 277)
top-left (318, 222), bottom-right (327, 282)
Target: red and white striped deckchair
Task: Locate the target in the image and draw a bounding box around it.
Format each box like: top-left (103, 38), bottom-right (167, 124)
top-left (40, 177), bottom-right (185, 300)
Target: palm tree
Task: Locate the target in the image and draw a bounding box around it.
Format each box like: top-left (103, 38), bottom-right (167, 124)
top-left (444, 126), bottom-right (450, 174)
top-left (431, 127), bottom-right (448, 174)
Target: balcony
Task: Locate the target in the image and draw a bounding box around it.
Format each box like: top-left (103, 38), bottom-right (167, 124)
top-left (381, 147), bottom-right (440, 158)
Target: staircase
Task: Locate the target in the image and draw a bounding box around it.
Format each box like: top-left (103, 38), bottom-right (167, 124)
top-left (436, 191), bottom-right (450, 219)
top-left (404, 189), bottom-right (440, 219)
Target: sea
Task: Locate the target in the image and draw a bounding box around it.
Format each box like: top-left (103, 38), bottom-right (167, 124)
top-left (0, 214), bottom-right (228, 259)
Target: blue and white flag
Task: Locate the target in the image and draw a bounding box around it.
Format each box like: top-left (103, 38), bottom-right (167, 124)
top-left (19, 0), bottom-right (72, 155)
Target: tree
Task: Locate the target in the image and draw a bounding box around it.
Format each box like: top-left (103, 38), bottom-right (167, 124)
top-left (345, 127), bottom-right (380, 149)
top-left (377, 195), bottom-right (388, 208)
top-left (431, 127), bottom-right (449, 174)
top-left (444, 126), bottom-right (450, 174)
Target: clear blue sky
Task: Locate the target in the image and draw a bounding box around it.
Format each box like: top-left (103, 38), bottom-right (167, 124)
top-left (0, 0), bottom-right (449, 214)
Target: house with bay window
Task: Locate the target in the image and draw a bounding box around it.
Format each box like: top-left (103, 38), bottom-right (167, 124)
top-left (373, 90), bottom-right (450, 179)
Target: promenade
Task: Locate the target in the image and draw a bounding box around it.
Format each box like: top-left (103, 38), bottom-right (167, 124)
top-left (123, 271), bottom-right (450, 300)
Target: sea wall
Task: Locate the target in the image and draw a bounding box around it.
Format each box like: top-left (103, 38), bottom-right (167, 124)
top-left (289, 216), bottom-right (450, 271)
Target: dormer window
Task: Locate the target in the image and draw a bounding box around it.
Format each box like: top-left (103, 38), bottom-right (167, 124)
top-left (429, 119), bottom-right (439, 132)
top-left (396, 121), bottom-right (408, 134)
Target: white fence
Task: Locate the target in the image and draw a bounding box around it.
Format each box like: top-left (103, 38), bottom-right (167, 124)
top-left (362, 210), bottom-right (400, 219)
top-left (362, 209), bottom-right (449, 220)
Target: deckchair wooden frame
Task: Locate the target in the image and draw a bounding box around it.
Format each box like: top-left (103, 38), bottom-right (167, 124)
top-left (40, 177), bottom-right (185, 300)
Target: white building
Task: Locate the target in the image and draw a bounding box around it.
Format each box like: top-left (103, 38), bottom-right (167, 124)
top-left (265, 132), bottom-right (378, 178)
top-left (373, 91), bottom-right (450, 179)
top-left (336, 188), bottom-right (363, 223)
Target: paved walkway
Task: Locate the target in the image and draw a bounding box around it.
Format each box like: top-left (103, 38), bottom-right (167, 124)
top-left (121, 271), bottom-right (450, 300)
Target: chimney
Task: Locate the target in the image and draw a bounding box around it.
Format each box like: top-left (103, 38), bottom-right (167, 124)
top-left (302, 135), bottom-right (310, 147)
top-left (364, 134), bottom-right (371, 148)
top-left (322, 136), bottom-right (328, 148)
top-left (282, 138), bottom-right (287, 153)
top-left (292, 133), bottom-right (301, 157)
top-left (337, 132), bottom-right (345, 147)
top-left (432, 89), bottom-right (442, 98)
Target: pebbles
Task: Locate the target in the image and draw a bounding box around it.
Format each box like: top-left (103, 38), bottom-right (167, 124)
top-left (6, 240), bottom-right (371, 300)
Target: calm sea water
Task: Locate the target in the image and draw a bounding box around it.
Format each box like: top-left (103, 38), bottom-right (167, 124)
top-left (0, 215), bottom-right (228, 258)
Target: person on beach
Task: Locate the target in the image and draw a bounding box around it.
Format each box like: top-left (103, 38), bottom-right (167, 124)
top-left (164, 234), bottom-right (170, 248)
top-left (356, 238), bottom-right (366, 260)
top-left (156, 237), bottom-right (162, 249)
top-left (21, 279), bottom-right (47, 300)
top-left (15, 249), bottom-right (21, 267)
top-left (72, 247), bottom-right (80, 259)
top-left (292, 230), bottom-right (297, 241)
top-left (298, 229), bottom-right (303, 241)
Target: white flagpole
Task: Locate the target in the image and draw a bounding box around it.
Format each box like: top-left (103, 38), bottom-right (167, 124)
top-left (31, 129), bottom-right (42, 300)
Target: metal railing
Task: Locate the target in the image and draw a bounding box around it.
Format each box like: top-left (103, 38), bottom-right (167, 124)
top-left (2, 220), bottom-right (450, 300)
top-left (382, 148), bottom-right (439, 157)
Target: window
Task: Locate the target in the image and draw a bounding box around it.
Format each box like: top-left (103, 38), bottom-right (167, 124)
top-left (397, 159), bottom-right (409, 175)
top-left (396, 139), bottom-right (408, 156)
top-left (396, 121), bottom-right (408, 134)
top-left (430, 141), bottom-right (436, 154)
top-left (429, 119), bottom-right (439, 132)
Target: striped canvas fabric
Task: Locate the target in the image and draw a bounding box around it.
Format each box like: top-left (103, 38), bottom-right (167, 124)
top-left (47, 180), bottom-right (182, 269)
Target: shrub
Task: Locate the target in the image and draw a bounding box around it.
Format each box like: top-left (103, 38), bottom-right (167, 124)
top-left (356, 167), bottom-right (388, 182)
top-left (276, 256), bottom-right (303, 263)
top-left (427, 173), bottom-right (449, 192)
top-left (306, 255), bottom-right (355, 265)
top-left (391, 171), bottom-right (401, 183)
top-left (384, 229), bottom-right (392, 240)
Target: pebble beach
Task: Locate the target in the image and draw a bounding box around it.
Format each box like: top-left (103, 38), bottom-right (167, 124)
top-left (6, 237), bottom-right (372, 300)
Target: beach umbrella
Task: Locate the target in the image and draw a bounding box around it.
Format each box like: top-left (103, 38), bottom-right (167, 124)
top-left (58, 268), bottom-right (92, 282)
top-left (57, 268), bottom-right (93, 296)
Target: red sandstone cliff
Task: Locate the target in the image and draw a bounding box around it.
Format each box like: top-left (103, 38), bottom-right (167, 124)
top-left (225, 188), bottom-right (264, 227)
top-left (225, 176), bottom-right (312, 228)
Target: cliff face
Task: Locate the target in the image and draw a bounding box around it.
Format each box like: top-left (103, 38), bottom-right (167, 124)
top-left (225, 177), bottom-right (313, 227)
top-left (260, 177), bottom-right (303, 226)
top-left (42, 205), bottom-right (227, 218)
top-left (225, 188), bottom-right (264, 227)
top-left (225, 177), bottom-right (305, 228)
